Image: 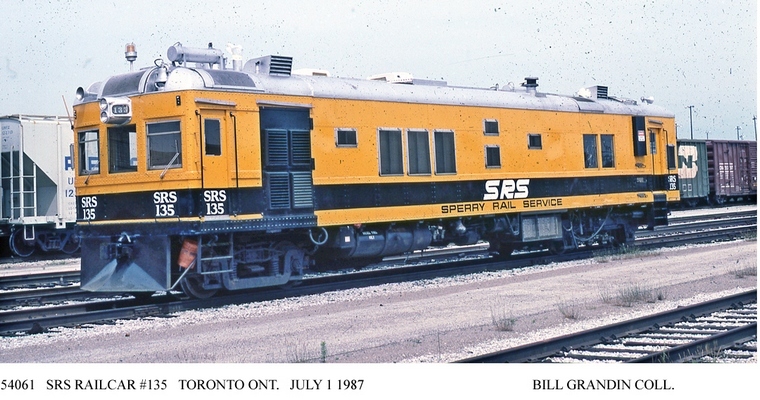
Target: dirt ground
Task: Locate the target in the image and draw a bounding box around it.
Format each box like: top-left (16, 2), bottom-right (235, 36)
top-left (1, 239), bottom-right (756, 363)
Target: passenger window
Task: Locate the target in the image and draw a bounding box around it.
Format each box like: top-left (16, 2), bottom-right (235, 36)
top-left (528, 134), bottom-right (542, 149)
top-left (78, 130), bottom-right (100, 175)
top-left (485, 145), bottom-right (501, 168)
top-left (204, 119), bottom-right (221, 156)
top-left (601, 134), bottom-right (615, 168)
top-left (583, 134), bottom-right (598, 168)
top-left (108, 125), bottom-right (137, 173)
top-left (147, 121), bottom-right (182, 169)
top-left (379, 129), bottom-right (403, 175)
top-left (336, 128), bottom-right (358, 147)
top-left (484, 119), bottom-right (499, 136)
top-left (434, 130), bottom-right (456, 174)
top-left (407, 130), bottom-right (431, 175)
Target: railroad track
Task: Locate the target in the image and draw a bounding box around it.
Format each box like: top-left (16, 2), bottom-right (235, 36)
top-left (0, 212), bottom-right (755, 336)
top-left (456, 290), bottom-right (757, 363)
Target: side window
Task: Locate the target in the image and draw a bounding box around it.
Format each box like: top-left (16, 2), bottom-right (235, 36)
top-left (528, 133), bottom-right (542, 149)
top-left (601, 134), bottom-right (615, 168)
top-left (583, 134), bottom-right (598, 168)
top-left (147, 121), bottom-right (182, 169)
top-left (649, 129), bottom-right (657, 154)
top-left (485, 145), bottom-right (501, 168)
top-left (204, 119), bottom-right (221, 156)
top-left (108, 125), bottom-right (137, 173)
top-left (407, 129), bottom-right (431, 175)
top-left (336, 128), bottom-right (357, 147)
top-left (378, 129), bottom-right (403, 175)
top-left (484, 119), bottom-right (499, 136)
top-left (667, 144), bottom-right (676, 169)
top-left (78, 130), bottom-right (100, 175)
top-left (434, 130), bottom-right (456, 174)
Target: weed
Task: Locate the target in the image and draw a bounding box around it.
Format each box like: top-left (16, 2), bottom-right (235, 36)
top-left (557, 299), bottom-right (582, 320)
top-left (490, 297), bottom-right (517, 331)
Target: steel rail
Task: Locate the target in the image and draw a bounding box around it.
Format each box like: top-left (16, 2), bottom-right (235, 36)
top-left (455, 290), bottom-right (757, 363)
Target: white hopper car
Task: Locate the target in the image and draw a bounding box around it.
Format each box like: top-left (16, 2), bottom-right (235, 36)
top-left (1, 115), bottom-right (79, 256)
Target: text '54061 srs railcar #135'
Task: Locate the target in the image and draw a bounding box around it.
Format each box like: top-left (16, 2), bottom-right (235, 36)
top-left (72, 42), bottom-right (679, 298)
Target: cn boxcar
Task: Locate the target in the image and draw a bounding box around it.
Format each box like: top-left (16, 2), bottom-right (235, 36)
top-left (1, 115), bottom-right (79, 256)
top-left (677, 139), bottom-right (757, 205)
top-left (72, 43), bottom-right (679, 298)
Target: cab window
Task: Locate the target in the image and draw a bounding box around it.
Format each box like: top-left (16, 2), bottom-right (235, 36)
top-left (147, 121), bottom-right (182, 169)
top-left (78, 130), bottom-right (100, 175)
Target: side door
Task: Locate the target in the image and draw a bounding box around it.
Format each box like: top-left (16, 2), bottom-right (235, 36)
top-left (199, 108), bottom-right (231, 189)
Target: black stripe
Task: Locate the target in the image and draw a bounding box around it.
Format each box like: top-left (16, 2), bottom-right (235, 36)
top-left (77, 174), bottom-right (674, 223)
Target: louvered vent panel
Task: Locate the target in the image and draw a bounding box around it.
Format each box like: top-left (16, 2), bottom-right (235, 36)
top-left (269, 56), bottom-right (293, 76)
top-left (266, 129), bottom-right (289, 166)
top-left (291, 172), bottom-right (314, 209)
top-left (290, 130), bottom-right (312, 165)
top-left (267, 172), bottom-right (291, 209)
top-left (596, 86), bottom-right (608, 99)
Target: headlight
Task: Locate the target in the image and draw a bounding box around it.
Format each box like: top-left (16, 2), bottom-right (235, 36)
top-left (98, 97), bottom-right (132, 125)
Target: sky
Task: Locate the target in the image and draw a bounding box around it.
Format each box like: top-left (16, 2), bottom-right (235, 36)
top-left (0, 0), bottom-right (756, 140)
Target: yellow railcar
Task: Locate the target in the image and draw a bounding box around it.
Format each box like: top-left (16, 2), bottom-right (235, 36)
top-left (73, 43), bottom-right (678, 298)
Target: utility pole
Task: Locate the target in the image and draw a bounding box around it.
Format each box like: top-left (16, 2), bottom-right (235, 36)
top-left (687, 105), bottom-right (694, 139)
top-left (736, 126), bottom-right (741, 140)
top-left (753, 115), bottom-right (757, 140)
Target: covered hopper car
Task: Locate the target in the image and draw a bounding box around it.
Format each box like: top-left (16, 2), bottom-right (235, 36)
top-left (1, 115), bottom-right (80, 256)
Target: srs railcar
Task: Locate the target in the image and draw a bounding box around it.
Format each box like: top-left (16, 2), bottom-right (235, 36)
top-left (1, 115), bottom-right (79, 256)
top-left (677, 139), bottom-right (757, 206)
top-left (72, 43), bottom-right (679, 298)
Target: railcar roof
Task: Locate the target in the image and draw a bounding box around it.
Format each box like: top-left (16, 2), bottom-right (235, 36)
top-left (78, 65), bottom-right (675, 119)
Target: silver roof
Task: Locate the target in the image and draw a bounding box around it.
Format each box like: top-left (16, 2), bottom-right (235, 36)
top-left (77, 63), bottom-right (674, 119)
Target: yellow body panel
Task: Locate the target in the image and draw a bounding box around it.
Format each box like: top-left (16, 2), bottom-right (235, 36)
top-left (74, 88), bottom-right (678, 224)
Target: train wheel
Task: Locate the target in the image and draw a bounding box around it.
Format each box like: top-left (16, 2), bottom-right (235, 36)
top-left (179, 273), bottom-right (218, 299)
top-left (548, 240), bottom-right (566, 255)
top-left (60, 234), bottom-right (81, 255)
top-left (9, 229), bottom-right (36, 257)
top-left (488, 241), bottom-right (514, 259)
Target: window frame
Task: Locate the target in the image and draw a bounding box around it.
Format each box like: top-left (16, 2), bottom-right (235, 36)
top-left (335, 128), bottom-right (358, 147)
top-left (378, 128), bottom-right (404, 176)
top-left (146, 120), bottom-right (182, 170)
top-left (433, 129), bottom-right (457, 175)
top-left (528, 133), bottom-right (543, 150)
top-left (485, 145), bottom-right (501, 168)
top-left (204, 119), bottom-right (222, 156)
top-left (600, 134), bottom-right (615, 168)
top-left (107, 124), bottom-right (137, 173)
top-left (406, 129), bottom-right (431, 175)
top-left (77, 129), bottom-right (100, 175)
top-left (583, 134), bottom-right (599, 169)
top-left (483, 119), bottom-right (499, 136)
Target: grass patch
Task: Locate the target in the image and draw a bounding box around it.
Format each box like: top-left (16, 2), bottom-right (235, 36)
top-left (556, 299), bottom-right (583, 320)
top-left (490, 297), bottom-right (517, 331)
top-left (599, 282), bottom-right (667, 307)
top-left (732, 265), bottom-right (757, 279)
top-left (593, 244), bottom-right (658, 263)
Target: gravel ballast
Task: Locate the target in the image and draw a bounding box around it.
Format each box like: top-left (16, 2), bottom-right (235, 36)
top-left (1, 239), bottom-right (756, 363)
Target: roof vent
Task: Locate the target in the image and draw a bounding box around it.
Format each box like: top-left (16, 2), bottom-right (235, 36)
top-left (243, 55), bottom-right (293, 76)
top-left (521, 77), bottom-right (539, 88)
top-left (368, 72), bottom-right (414, 84)
top-left (578, 85), bottom-right (608, 99)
